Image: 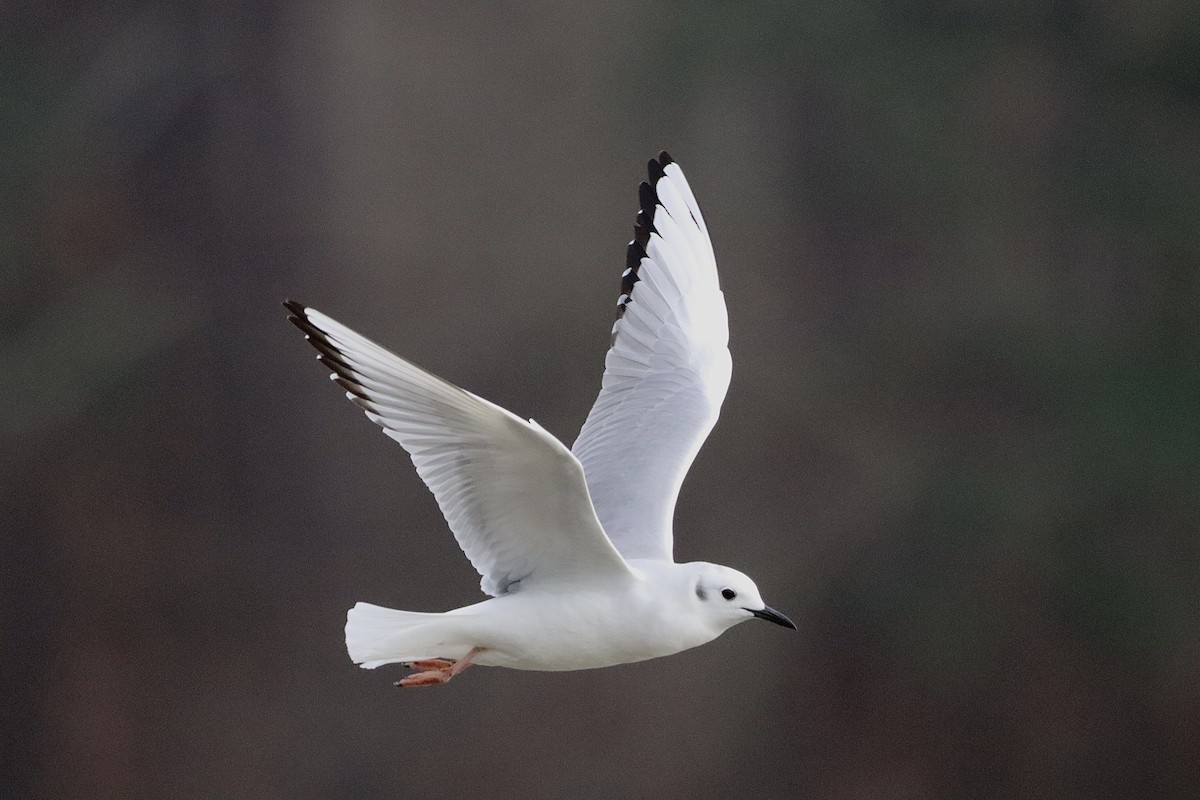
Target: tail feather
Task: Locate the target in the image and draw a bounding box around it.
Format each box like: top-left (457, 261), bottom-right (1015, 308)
top-left (345, 602), bottom-right (463, 669)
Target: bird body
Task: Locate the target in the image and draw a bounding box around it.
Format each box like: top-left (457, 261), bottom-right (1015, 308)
top-left (347, 560), bottom-right (771, 673)
top-left (285, 152), bottom-right (794, 687)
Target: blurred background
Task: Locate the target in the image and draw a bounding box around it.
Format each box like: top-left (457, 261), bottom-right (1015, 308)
top-left (3, 2), bottom-right (1198, 798)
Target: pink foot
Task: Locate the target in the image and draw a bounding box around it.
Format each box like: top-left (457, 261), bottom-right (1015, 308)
top-left (395, 669), bottom-right (452, 687)
top-left (393, 647), bottom-right (484, 688)
top-left (403, 659), bottom-right (455, 671)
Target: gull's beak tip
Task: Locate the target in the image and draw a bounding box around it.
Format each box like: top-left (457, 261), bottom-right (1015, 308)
top-left (749, 605), bottom-right (797, 630)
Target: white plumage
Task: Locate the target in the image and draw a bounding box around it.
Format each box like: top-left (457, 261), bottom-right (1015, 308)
top-left (285, 152), bottom-right (793, 687)
top-left (293, 305), bottom-right (630, 597)
top-left (573, 157), bottom-right (731, 561)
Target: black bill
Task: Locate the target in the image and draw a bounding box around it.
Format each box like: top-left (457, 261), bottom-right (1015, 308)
top-left (748, 605), bottom-right (796, 629)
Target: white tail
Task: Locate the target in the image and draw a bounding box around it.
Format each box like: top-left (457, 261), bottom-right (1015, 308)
top-left (345, 602), bottom-right (464, 669)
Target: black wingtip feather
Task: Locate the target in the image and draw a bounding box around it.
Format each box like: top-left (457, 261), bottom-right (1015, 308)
top-left (647, 156), bottom-right (666, 184)
top-left (288, 313), bottom-right (324, 343)
top-left (288, 318), bottom-right (356, 378)
top-left (334, 376), bottom-right (371, 401)
top-left (614, 153), bottom-right (680, 321)
top-left (626, 241), bottom-right (645, 270)
top-left (621, 256), bottom-right (641, 296)
top-left (633, 219), bottom-right (651, 248)
top-left (637, 181), bottom-right (658, 219)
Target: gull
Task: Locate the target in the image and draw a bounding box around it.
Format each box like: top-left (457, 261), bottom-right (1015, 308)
top-left (284, 152), bottom-right (794, 688)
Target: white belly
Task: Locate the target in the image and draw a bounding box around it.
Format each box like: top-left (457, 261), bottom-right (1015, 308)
top-left (456, 586), bottom-right (721, 671)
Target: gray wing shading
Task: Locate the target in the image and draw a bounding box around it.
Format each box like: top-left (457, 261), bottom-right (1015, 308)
top-left (571, 153), bottom-right (732, 562)
top-left (285, 302), bottom-right (634, 596)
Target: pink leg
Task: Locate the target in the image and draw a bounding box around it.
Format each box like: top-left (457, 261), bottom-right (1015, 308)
top-left (394, 648), bottom-right (484, 688)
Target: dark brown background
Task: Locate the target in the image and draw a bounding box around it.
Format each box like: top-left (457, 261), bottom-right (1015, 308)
top-left (4, 2), bottom-right (1198, 798)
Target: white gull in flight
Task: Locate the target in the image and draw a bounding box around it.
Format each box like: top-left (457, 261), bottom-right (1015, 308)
top-left (284, 152), bottom-right (794, 687)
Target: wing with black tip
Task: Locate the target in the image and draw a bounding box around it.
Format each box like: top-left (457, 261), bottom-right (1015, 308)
top-left (572, 153), bottom-right (732, 562)
top-left (285, 302), bottom-right (634, 596)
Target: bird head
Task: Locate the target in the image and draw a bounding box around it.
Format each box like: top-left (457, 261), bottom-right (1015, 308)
top-left (687, 562), bottom-right (796, 632)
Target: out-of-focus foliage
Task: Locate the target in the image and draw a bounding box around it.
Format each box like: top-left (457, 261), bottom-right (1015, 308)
top-left (3, 2), bottom-right (1197, 798)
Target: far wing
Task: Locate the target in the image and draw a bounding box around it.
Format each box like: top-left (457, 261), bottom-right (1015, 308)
top-left (285, 302), bottom-right (634, 596)
top-left (571, 153), bottom-right (732, 562)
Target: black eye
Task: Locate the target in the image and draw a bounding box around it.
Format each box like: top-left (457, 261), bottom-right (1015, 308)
top-left (721, 588), bottom-right (737, 601)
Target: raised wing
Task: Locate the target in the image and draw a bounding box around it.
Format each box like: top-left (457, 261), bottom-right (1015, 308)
top-left (572, 153), bottom-right (732, 562)
top-left (285, 301), bottom-right (634, 596)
